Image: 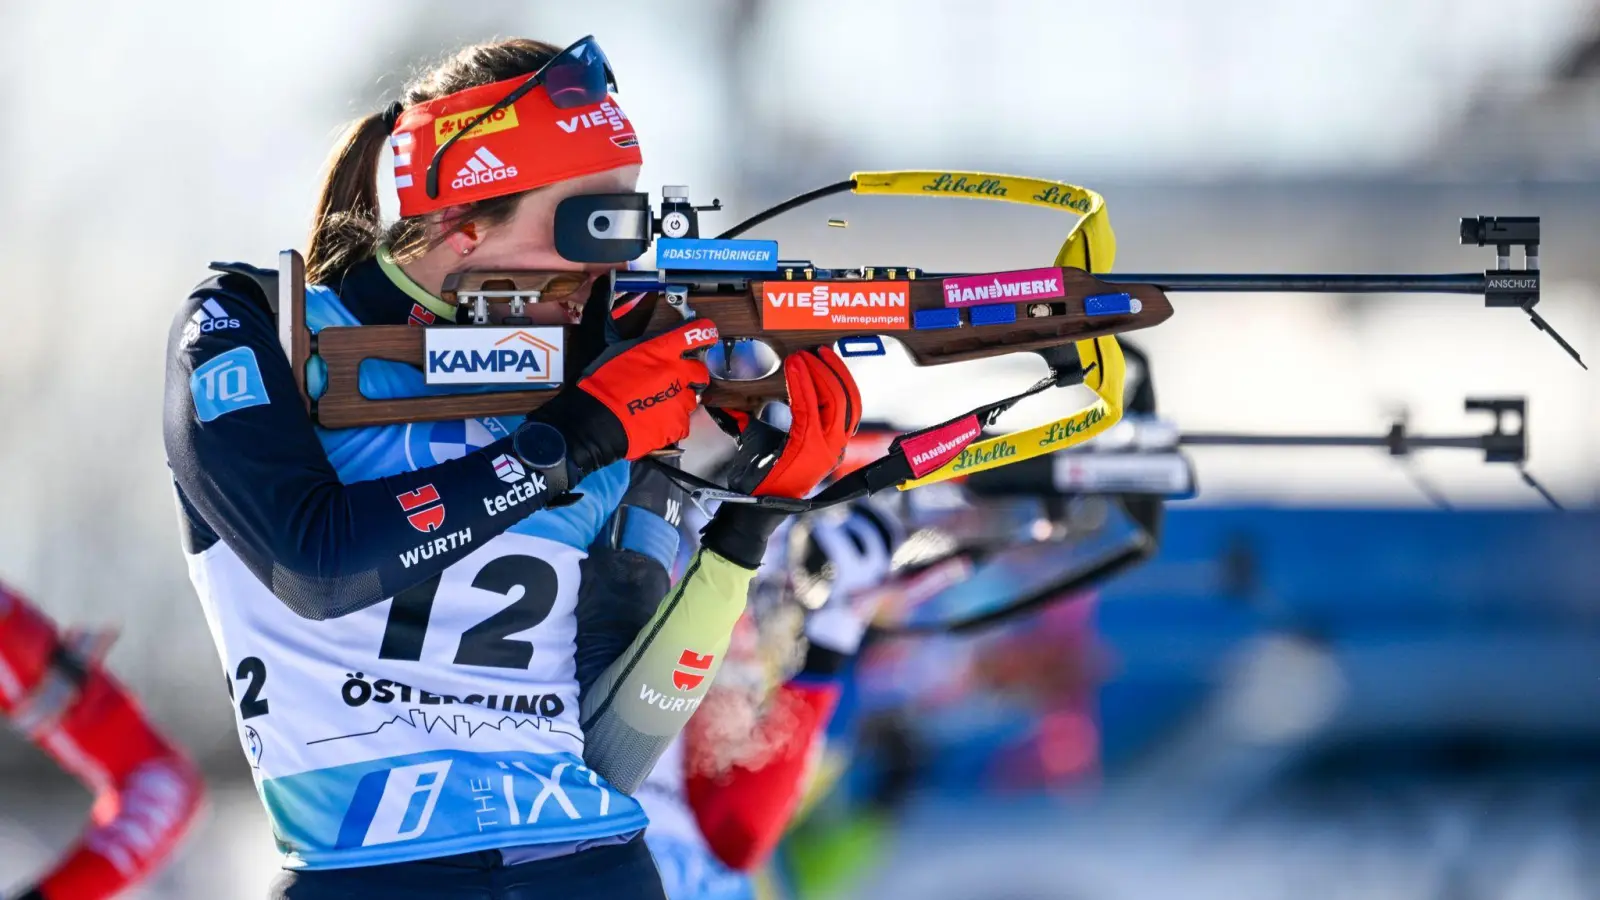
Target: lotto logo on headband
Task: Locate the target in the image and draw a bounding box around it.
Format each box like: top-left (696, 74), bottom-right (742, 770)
top-left (759, 282), bottom-right (910, 331)
top-left (434, 104), bottom-right (521, 144)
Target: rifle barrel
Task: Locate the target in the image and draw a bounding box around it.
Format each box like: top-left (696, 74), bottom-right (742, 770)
top-left (1100, 273), bottom-right (1485, 294)
top-left (615, 270), bottom-right (1489, 295)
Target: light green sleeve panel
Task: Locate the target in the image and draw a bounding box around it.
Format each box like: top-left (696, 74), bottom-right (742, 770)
top-left (579, 547), bottom-right (754, 793)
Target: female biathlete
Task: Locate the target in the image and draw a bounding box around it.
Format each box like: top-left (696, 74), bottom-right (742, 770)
top-left (162, 36), bottom-right (859, 899)
top-left (0, 581), bottom-right (204, 900)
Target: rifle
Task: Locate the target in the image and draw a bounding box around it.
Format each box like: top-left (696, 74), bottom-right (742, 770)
top-left (272, 170), bottom-right (1577, 501)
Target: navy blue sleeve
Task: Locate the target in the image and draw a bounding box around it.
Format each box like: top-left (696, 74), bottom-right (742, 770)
top-left (574, 459), bottom-right (686, 700)
top-left (163, 273), bottom-right (563, 620)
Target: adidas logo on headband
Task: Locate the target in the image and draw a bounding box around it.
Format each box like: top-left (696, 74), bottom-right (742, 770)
top-left (452, 146), bottom-right (520, 190)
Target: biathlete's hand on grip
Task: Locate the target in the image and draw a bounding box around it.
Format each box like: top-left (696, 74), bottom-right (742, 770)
top-left (529, 320), bottom-right (718, 475)
top-left (711, 347), bottom-right (862, 499)
top-left (700, 348), bottom-right (863, 569)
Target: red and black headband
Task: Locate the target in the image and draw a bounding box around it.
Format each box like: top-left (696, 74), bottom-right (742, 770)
top-left (387, 36), bottom-right (643, 217)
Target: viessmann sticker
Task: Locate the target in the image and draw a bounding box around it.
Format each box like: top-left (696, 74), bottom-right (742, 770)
top-left (758, 282), bottom-right (911, 331)
top-left (424, 327), bottom-right (565, 385)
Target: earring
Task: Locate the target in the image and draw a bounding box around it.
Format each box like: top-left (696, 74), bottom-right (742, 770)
top-left (459, 246), bottom-right (472, 256)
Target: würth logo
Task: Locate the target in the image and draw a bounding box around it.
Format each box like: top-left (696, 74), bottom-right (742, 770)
top-left (627, 381), bottom-right (682, 415)
top-left (397, 484), bottom-right (446, 533)
top-left (672, 649), bottom-right (715, 691)
top-left (407, 303), bottom-right (437, 327)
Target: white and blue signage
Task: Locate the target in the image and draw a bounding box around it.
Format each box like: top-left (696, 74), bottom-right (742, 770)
top-left (424, 327), bottom-right (566, 386)
top-left (656, 238), bottom-right (779, 271)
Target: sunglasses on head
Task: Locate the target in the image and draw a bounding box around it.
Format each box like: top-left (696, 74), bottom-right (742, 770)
top-left (425, 35), bottom-right (618, 200)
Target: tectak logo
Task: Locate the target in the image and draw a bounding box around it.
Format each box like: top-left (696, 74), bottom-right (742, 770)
top-left (396, 484), bottom-right (446, 533)
top-left (483, 471), bottom-right (548, 517)
top-left (491, 454), bottom-right (526, 484)
top-left (452, 146), bottom-right (520, 190)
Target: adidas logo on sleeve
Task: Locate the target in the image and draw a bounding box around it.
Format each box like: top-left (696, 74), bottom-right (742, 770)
top-left (452, 147), bottom-right (519, 190)
top-left (182, 298), bottom-right (242, 346)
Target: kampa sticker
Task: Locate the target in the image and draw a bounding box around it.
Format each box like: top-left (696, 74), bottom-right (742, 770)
top-left (759, 282), bottom-right (910, 331)
top-left (425, 327), bottom-right (565, 385)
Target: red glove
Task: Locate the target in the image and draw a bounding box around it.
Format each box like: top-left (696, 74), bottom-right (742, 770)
top-left (531, 320), bottom-right (719, 470)
top-left (716, 347), bottom-right (862, 499)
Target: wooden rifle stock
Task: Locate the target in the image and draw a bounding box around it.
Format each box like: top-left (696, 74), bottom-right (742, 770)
top-left (285, 259), bottom-right (1171, 430)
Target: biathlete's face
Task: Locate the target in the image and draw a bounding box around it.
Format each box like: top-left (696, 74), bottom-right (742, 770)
top-left (452, 164), bottom-right (641, 277)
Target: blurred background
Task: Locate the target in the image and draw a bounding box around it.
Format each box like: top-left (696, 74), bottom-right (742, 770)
top-left (1, 0), bottom-right (1598, 896)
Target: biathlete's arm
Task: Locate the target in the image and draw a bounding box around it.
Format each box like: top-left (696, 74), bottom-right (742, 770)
top-left (0, 584), bottom-right (205, 900)
top-left (578, 347), bottom-right (860, 794)
top-left (163, 273), bottom-right (576, 620)
top-left (573, 459), bottom-right (685, 697)
top-left (578, 506), bottom-right (784, 794)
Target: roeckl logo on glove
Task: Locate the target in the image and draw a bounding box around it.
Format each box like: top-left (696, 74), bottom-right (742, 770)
top-left (683, 325), bottom-right (719, 346)
top-left (627, 381), bottom-right (683, 415)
